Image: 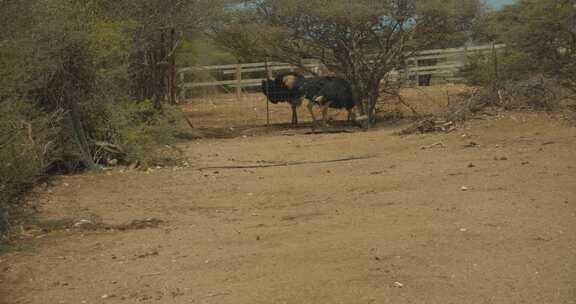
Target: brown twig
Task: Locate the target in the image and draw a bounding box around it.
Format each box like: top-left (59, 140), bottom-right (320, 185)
top-left (304, 129), bottom-right (355, 135)
top-left (420, 142), bottom-right (445, 150)
top-left (21, 121), bottom-right (35, 146)
top-left (380, 89), bottom-right (419, 116)
top-left (184, 116), bottom-right (195, 129)
top-left (396, 93), bottom-right (419, 116)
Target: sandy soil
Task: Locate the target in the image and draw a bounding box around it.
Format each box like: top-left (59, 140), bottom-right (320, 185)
top-left (1, 89), bottom-right (575, 304)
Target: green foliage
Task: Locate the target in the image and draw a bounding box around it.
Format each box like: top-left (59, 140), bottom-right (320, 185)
top-left (178, 38), bottom-right (239, 67)
top-left (88, 20), bottom-right (137, 98)
top-left (416, 0), bottom-right (488, 49)
top-left (473, 0), bottom-right (576, 88)
top-left (0, 0), bottom-right (235, 239)
top-left (460, 49), bottom-right (535, 86)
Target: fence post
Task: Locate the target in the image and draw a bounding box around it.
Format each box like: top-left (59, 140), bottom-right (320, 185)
top-left (267, 64), bottom-right (273, 79)
top-left (236, 63), bottom-right (242, 101)
top-left (264, 59), bottom-right (271, 126)
top-left (491, 41), bottom-right (499, 92)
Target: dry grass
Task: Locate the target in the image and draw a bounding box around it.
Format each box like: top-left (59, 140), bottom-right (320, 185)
top-left (181, 84), bottom-right (473, 128)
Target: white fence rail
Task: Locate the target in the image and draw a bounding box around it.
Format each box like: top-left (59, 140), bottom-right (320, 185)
top-left (178, 44), bottom-right (505, 98)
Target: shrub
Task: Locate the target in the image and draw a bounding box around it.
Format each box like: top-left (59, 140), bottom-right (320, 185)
top-left (81, 101), bottom-right (187, 167)
top-left (459, 50), bottom-right (534, 87)
top-left (0, 101), bottom-right (62, 239)
top-left (0, 98), bottom-right (189, 240)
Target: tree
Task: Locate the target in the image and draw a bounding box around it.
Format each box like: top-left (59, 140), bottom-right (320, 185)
top-left (214, 0), bottom-right (480, 123)
top-left (476, 0), bottom-right (576, 89)
top-left (99, 0), bottom-right (237, 106)
top-left (0, 0), bottom-right (238, 170)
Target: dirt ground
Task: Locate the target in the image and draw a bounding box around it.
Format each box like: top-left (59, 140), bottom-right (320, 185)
top-left (1, 87), bottom-right (576, 304)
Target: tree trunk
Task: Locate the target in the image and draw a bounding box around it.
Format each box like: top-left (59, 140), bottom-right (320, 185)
top-left (354, 79), bottom-right (381, 126)
top-left (168, 28), bottom-right (177, 105)
top-left (153, 30), bottom-right (166, 110)
top-left (366, 82), bottom-right (381, 124)
top-left (44, 45), bottom-right (100, 171)
top-left (65, 100), bottom-right (100, 171)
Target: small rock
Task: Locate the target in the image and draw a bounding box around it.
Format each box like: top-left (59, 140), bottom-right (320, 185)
top-left (460, 228), bottom-right (467, 232)
top-left (73, 219), bottom-right (93, 228)
top-left (108, 159), bottom-right (118, 166)
top-left (461, 186), bottom-right (469, 191)
top-left (468, 163), bottom-right (476, 168)
top-left (393, 282), bottom-right (404, 288)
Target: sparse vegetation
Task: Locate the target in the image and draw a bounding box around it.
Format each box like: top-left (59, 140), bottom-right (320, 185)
top-left (446, 0), bottom-right (576, 131)
top-left (0, 0), bottom-right (236, 239)
top-left (464, 0), bottom-right (576, 89)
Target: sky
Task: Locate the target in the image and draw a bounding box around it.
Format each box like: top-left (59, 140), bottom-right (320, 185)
top-left (487, 0), bottom-right (516, 9)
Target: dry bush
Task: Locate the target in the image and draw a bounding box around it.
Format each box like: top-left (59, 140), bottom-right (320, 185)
top-left (400, 77), bottom-right (576, 135)
top-left (398, 87), bottom-right (496, 135)
top-left (0, 101), bottom-right (63, 239)
top-left (81, 101), bottom-right (188, 168)
top-left (0, 100), bottom-right (189, 241)
top-left (498, 77), bottom-right (574, 111)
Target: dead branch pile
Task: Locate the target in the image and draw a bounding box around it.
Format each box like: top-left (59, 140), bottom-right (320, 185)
top-left (399, 87), bottom-right (497, 135)
top-left (400, 76), bottom-right (576, 135)
top-left (498, 76), bottom-right (575, 111)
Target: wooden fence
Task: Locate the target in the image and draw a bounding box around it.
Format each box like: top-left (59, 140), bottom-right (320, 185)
top-left (178, 43), bottom-right (505, 99)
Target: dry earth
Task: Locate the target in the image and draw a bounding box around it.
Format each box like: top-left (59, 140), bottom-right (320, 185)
top-left (1, 88), bottom-right (575, 304)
